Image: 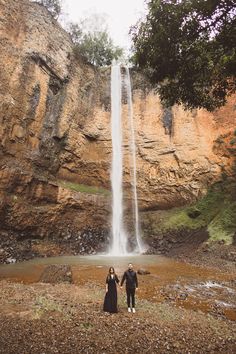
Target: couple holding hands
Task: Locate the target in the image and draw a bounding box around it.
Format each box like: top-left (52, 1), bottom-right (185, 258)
top-left (103, 263), bottom-right (138, 314)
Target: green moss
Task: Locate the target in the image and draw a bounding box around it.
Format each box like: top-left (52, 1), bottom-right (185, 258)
top-left (161, 208), bottom-right (206, 231)
top-left (59, 180), bottom-right (111, 196)
top-left (80, 322), bottom-right (93, 330)
top-left (230, 138), bottom-right (236, 145)
top-left (207, 201), bottom-right (236, 244)
top-left (33, 296), bottom-right (65, 319)
top-left (142, 181), bottom-right (236, 244)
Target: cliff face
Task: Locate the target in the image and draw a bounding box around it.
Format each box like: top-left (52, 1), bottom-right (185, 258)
top-left (133, 93), bottom-right (235, 208)
top-left (0, 0), bottom-right (235, 253)
top-left (79, 75), bottom-right (236, 209)
top-left (0, 0), bottom-right (110, 249)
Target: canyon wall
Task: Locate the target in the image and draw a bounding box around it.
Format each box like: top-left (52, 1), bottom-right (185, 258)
top-left (0, 0), bottom-right (235, 252)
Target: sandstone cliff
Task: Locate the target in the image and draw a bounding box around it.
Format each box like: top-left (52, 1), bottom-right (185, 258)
top-left (0, 0), bottom-right (110, 255)
top-left (0, 0), bottom-right (235, 259)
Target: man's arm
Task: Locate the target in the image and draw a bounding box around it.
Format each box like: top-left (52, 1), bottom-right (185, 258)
top-left (115, 274), bottom-right (120, 284)
top-left (120, 272), bottom-right (126, 287)
top-left (135, 272), bottom-right (138, 288)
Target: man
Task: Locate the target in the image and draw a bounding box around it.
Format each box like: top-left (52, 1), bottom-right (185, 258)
top-left (120, 263), bottom-right (138, 313)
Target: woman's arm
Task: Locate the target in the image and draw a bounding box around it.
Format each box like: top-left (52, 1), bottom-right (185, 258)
top-left (105, 276), bottom-right (109, 292)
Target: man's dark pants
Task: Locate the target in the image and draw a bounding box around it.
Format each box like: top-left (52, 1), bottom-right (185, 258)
top-left (126, 287), bottom-right (135, 308)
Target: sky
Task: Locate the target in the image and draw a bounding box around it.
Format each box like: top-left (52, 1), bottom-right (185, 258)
top-left (62, 0), bottom-right (146, 49)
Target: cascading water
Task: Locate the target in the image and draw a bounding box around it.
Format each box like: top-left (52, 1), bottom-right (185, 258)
top-left (125, 67), bottom-right (144, 253)
top-left (110, 63), bottom-right (128, 256)
top-left (109, 63), bottom-right (144, 256)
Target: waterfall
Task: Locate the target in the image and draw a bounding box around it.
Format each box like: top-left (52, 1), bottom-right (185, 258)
top-left (110, 64), bottom-right (127, 255)
top-left (125, 67), bottom-right (144, 253)
top-left (109, 63), bottom-right (144, 255)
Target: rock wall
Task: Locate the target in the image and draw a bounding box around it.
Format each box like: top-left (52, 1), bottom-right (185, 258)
top-left (80, 74), bottom-right (236, 210)
top-left (0, 0), bottom-right (110, 245)
top-left (0, 0), bottom-right (235, 249)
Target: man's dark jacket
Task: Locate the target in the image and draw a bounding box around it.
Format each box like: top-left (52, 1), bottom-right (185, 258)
top-left (121, 270), bottom-right (138, 289)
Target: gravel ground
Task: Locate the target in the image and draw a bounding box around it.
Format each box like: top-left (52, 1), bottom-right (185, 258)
top-left (0, 281), bottom-right (235, 354)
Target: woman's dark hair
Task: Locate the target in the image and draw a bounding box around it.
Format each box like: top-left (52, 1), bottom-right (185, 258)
top-left (107, 267), bottom-right (116, 279)
top-left (109, 267), bottom-right (115, 274)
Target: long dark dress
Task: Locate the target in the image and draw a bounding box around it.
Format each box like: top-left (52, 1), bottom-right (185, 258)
top-left (103, 274), bottom-right (119, 313)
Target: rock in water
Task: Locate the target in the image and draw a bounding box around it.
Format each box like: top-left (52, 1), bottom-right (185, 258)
top-left (178, 293), bottom-right (188, 300)
top-left (39, 265), bottom-right (72, 284)
top-left (137, 268), bottom-right (151, 275)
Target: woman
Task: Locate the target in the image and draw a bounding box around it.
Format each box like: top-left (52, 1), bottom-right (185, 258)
top-left (103, 267), bottom-right (119, 313)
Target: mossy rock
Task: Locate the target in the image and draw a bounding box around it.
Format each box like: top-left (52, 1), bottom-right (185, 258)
top-left (187, 208), bottom-right (201, 219)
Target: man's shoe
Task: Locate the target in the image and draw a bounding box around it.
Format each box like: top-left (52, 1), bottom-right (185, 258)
top-left (132, 308), bottom-right (136, 313)
top-left (128, 307), bottom-right (131, 312)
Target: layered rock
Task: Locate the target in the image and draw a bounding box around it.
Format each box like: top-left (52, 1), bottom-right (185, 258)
top-left (0, 0), bottom-right (235, 255)
top-left (0, 0), bottom-right (110, 249)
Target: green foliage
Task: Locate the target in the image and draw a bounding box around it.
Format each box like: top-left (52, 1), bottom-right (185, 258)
top-left (142, 180), bottom-right (236, 244)
top-left (33, 295), bottom-right (64, 319)
top-left (80, 322), bottom-right (93, 330)
top-left (33, 0), bottom-right (62, 19)
top-left (131, 0), bottom-right (236, 111)
top-left (230, 138), bottom-right (236, 145)
top-left (75, 31), bottom-right (123, 67)
top-left (59, 180), bottom-right (110, 196)
top-left (67, 16), bottom-right (123, 67)
top-left (68, 23), bottom-right (83, 44)
top-left (208, 200), bottom-right (236, 244)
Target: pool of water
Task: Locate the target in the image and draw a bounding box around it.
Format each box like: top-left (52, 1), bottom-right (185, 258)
top-left (0, 255), bottom-right (235, 320)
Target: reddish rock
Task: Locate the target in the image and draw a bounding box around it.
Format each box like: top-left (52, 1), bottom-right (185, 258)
top-left (0, 0), bottom-right (235, 249)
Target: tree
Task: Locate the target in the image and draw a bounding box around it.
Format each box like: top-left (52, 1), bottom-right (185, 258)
top-left (74, 31), bottom-right (123, 67)
top-left (33, 0), bottom-right (62, 19)
top-left (67, 23), bottom-right (83, 45)
top-left (131, 0), bottom-right (236, 111)
top-left (67, 15), bottom-right (123, 67)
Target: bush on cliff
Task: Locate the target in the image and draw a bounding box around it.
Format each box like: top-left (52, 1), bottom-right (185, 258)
top-left (32, 0), bottom-right (62, 19)
top-left (67, 15), bottom-right (123, 67)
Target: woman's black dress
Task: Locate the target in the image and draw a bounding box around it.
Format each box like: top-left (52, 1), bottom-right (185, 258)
top-left (103, 274), bottom-right (119, 313)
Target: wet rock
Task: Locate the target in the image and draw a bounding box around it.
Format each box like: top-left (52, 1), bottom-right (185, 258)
top-left (226, 252), bottom-right (236, 262)
top-left (137, 269), bottom-right (151, 275)
top-left (178, 293), bottom-right (188, 300)
top-left (39, 265), bottom-right (73, 284)
top-left (187, 208), bottom-right (201, 219)
top-left (143, 247), bottom-right (156, 255)
top-left (0, 248), bottom-right (7, 262)
top-left (6, 257), bottom-right (16, 264)
top-left (218, 240), bottom-right (226, 245)
top-left (145, 228), bottom-right (210, 257)
top-left (199, 243), bottom-right (210, 253)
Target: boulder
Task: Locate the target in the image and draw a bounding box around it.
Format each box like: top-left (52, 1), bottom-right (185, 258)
top-left (137, 268), bottom-right (151, 275)
top-left (39, 265), bottom-right (73, 284)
